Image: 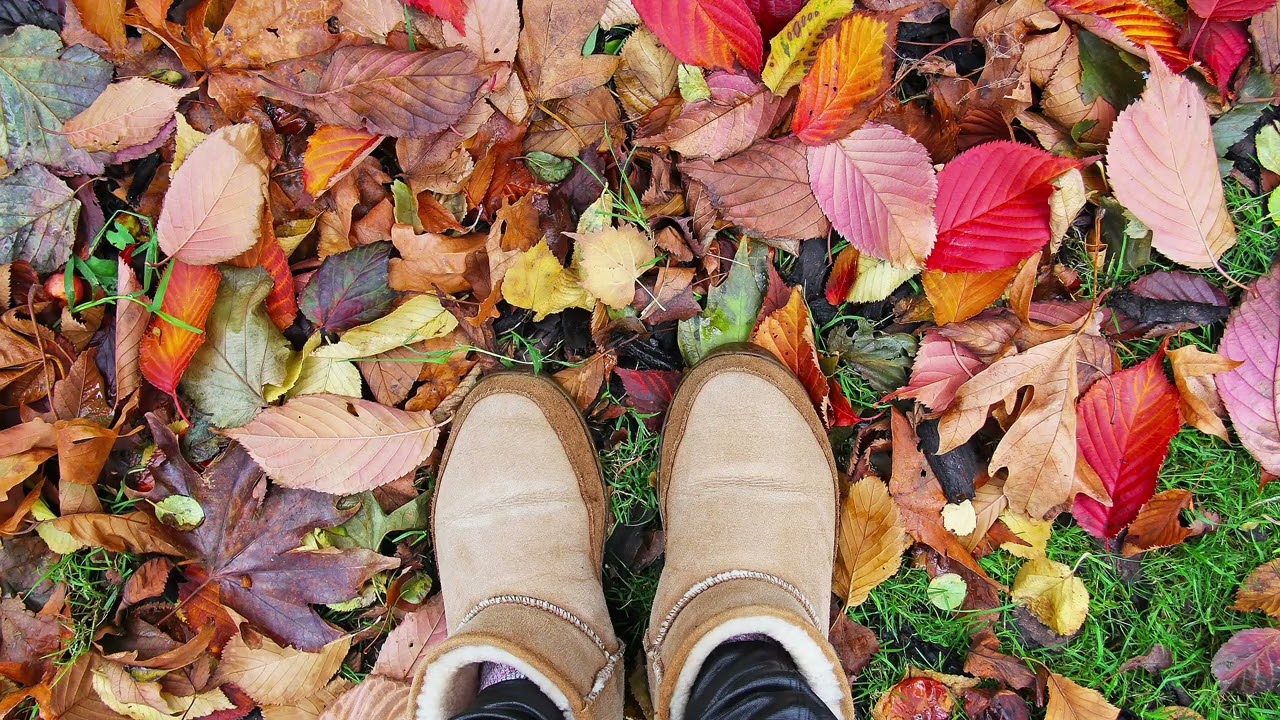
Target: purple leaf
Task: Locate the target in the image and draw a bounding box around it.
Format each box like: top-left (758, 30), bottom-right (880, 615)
top-left (1213, 627), bottom-right (1280, 694)
top-left (299, 241), bottom-right (399, 333)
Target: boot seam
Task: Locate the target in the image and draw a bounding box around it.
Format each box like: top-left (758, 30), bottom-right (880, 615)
top-left (458, 594), bottom-right (623, 703)
top-left (642, 570), bottom-right (821, 684)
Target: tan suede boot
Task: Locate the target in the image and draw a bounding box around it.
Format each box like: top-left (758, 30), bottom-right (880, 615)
top-left (645, 349), bottom-right (856, 720)
top-left (410, 374), bottom-right (623, 720)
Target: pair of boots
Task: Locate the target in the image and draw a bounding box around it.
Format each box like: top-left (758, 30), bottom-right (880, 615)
top-left (410, 350), bottom-right (857, 720)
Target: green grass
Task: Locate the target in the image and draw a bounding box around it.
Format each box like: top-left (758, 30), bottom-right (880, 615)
top-left (38, 548), bottom-right (137, 664)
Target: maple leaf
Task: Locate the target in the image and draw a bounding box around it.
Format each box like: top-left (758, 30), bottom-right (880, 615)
top-left (145, 416), bottom-right (398, 651)
top-left (634, 0), bottom-right (764, 72)
top-left (792, 12), bottom-right (892, 145)
top-left (927, 142), bottom-right (1083, 273)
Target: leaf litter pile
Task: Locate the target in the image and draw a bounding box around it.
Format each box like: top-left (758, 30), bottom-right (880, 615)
top-left (3, 0), bottom-right (1280, 717)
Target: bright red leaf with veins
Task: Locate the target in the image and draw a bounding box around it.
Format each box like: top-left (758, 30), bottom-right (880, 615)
top-left (746, 0), bottom-right (807, 41)
top-left (1188, 0), bottom-right (1277, 21)
top-left (1072, 351), bottom-right (1183, 539)
top-left (927, 142), bottom-right (1083, 273)
top-left (140, 261), bottom-right (220, 398)
top-left (633, 0), bottom-right (764, 72)
top-left (1184, 16), bottom-right (1250, 93)
top-left (404, 0), bottom-right (467, 33)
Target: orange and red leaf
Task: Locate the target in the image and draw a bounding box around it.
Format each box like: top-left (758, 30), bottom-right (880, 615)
top-left (791, 13), bottom-right (893, 145)
top-left (634, 0), bottom-right (765, 72)
top-left (302, 124), bottom-right (384, 199)
top-left (140, 261), bottom-right (220, 396)
top-left (753, 287), bottom-right (833, 425)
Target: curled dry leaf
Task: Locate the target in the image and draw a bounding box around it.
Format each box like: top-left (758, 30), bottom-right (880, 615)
top-left (1167, 345), bottom-right (1240, 441)
top-left (503, 240), bottom-right (596, 320)
top-left (1121, 488), bottom-right (1207, 556)
top-left (223, 394), bottom-right (440, 495)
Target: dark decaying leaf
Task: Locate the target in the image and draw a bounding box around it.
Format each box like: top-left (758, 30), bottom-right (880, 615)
top-left (299, 242), bottom-right (400, 333)
top-left (0, 0), bottom-right (60, 35)
top-left (828, 319), bottom-right (917, 394)
top-left (1212, 627), bottom-right (1280, 695)
top-left (144, 416), bottom-right (399, 651)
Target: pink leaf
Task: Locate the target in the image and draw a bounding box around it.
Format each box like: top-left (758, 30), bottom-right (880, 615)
top-left (1217, 264), bottom-right (1280, 475)
top-left (1213, 627), bottom-right (1280, 694)
top-left (1106, 48), bottom-right (1237, 269)
top-left (807, 122), bottom-right (938, 268)
top-left (156, 130), bottom-right (266, 265)
top-left (636, 72), bottom-right (786, 161)
top-left (64, 78), bottom-right (193, 153)
top-left (887, 330), bottom-right (985, 412)
top-left (926, 141), bottom-right (1082, 272)
top-left (1189, 0), bottom-right (1277, 22)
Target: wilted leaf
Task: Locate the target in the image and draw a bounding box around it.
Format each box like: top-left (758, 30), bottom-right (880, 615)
top-left (873, 677), bottom-right (953, 719)
top-left (183, 267), bottom-right (291, 428)
top-left (303, 126), bottom-right (384, 199)
top-left (49, 511), bottom-right (184, 555)
top-left (1045, 672), bottom-right (1120, 720)
top-left (792, 13), bottom-right (891, 145)
top-left (808, 123), bottom-right (938, 268)
top-left (1122, 488), bottom-right (1205, 556)
top-left (0, 165), bottom-right (80, 274)
top-left (1012, 558), bottom-right (1089, 636)
top-left (0, 26), bottom-right (111, 174)
top-left (519, 0), bottom-right (621, 100)
top-left (637, 72), bottom-right (785, 161)
top-left (1167, 345), bottom-right (1239, 441)
top-left (1212, 628), bottom-right (1280, 694)
top-left (1217, 264), bottom-right (1280, 475)
top-left (140, 261), bottom-right (220, 397)
top-left (329, 492), bottom-right (430, 551)
top-left (753, 288), bottom-right (832, 422)
top-left (214, 633), bottom-right (349, 706)
top-left (1107, 49), bottom-right (1236, 269)
top-left (1072, 352), bottom-right (1182, 539)
top-left (681, 137), bottom-right (830, 251)
top-left (146, 417), bottom-right (398, 651)
top-left (63, 78), bottom-right (192, 153)
top-left (634, 0), bottom-right (764, 72)
top-left (572, 226), bottom-right (656, 308)
top-left (927, 142), bottom-right (1082, 273)
top-left (828, 319), bottom-right (917, 394)
top-left (761, 0), bottom-right (853, 94)
top-left (224, 394), bottom-right (440, 495)
top-left (503, 240), bottom-right (596, 320)
top-left (679, 240), bottom-right (768, 364)
top-left (834, 477), bottom-right (905, 605)
top-left (157, 125), bottom-right (267, 265)
top-left (965, 628), bottom-right (1036, 690)
top-left (1232, 559), bottom-right (1280, 618)
top-left (300, 243), bottom-right (399, 334)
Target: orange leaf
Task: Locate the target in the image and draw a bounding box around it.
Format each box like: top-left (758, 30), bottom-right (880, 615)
top-left (792, 13), bottom-right (893, 145)
top-left (302, 125), bottom-right (384, 198)
top-left (752, 287), bottom-right (832, 424)
top-left (1121, 488), bottom-right (1204, 556)
top-left (69, 0), bottom-right (126, 54)
top-left (226, 213), bottom-right (298, 331)
top-left (922, 266), bottom-right (1020, 324)
top-left (140, 261), bottom-right (220, 396)
top-left (825, 245), bottom-right (860, 306)
top-left (1048, 0), bottom-right (1196, 76)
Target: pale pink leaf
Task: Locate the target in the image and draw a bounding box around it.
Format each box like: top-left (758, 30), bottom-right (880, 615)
top-left (1217, 264), bottom-right (1280, 475)
top-left (807, 122), bottom-right (938, 269)
top-left (64, 77), bottom-right (193, 153)
top-left (371, 594), bottom-right (447, 681)
top-left (637, 72), bottom-right (785, 161)
top-left (1106, 48), bottom-right (1236, 269)
top-left (223, 394), bottom-right (441, 495)
top-left (156, 129), bottom-right (266, 265)
top-left (443, 0), bottom-right (520, 64)
top-left (887, 330), bottom-right (984, 411)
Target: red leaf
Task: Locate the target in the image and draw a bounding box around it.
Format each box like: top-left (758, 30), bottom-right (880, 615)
top-left (1072, 352), bottom-right (1183, 539)
top-left (633, 0), bottom-right (764, 72)
top-left (1189, 0), bottom-right (1277, 21)
top-left (615, 367), bottom-right (683, 416)
top-left (746, 0), bottom-right (807, 41)
top-left (226, 219), bottom-right (298, 331)
top-left (828, 378), bottom-right (863, 427)
top-left (927, 142), bottom-right (1082, 273)
top-left (873, 677), bottom-right (952, 719)
top-left (140, 261), bottom-right (220, 396)
top-left (825, 245), bottom-right (860, 306)
top-left (1213, 627), bottom-right (1280, 694)
top-left (405, 0), bottom-right (468, 32)
top-left (887, 330), bottom-right (985, 412)
top-left (1184, 15), bottom-right (1250, 94)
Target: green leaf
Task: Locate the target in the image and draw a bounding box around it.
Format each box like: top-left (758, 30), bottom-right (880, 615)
top-left (1078, 31), bottom-right (1145, 108)
top-left (0, 26), bottom-right (111, 174)
top-left (104, 222), bottom-right (136, 250)
top-left (678, 64), bottom-right (711, 102)
top-left (0, 164), bottom-right (80, 273)
top-left (154, 495), bottom-right (204, 531)
top-left (182, 266), bottom-right (292, 427)
top-left (927, 572), bottom-right (967, 611)
top-left (525, 151), bottom-right (574, 182)
top-left (328, 491), bottom-right (431, 551)
top-left (828, 319), bottom-right (918, 394)
top-left (1256, 123), bottom-right (1280, 176)
top-left (392, 179), bottom-right (420, 231)
top-left (678, 240), bottom-right (768, 365)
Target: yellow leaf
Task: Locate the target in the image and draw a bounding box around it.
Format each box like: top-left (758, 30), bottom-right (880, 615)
top-left (290, 355), bottom-right (363, 398)
top-left (504, 240), bottom-right (595, 320)
top-left (847, 255), bottom-right (917, 303)
top-left (761, 0), bottom-right (854, 95)
top-left (571, 226), bottom-right (656, 308)
top-left (314, 295), bottom-right (459, 360)
top-left (1011, 557), bottom-right (1090, 636)
top-left (834, 476), bottom-right (907, 605)
top-left (265, 333), bottom-right (321, 402)
top-left (999, 509), bottom-right (1051, 559)
top-left (171, 113), bottom-right (207, 176)
top-left (1045, 672), bottom-right (1120, 720)
top-left (213, 633), bottom-right (350, 706)
top-left (276, 217), bottom-right (318, 257)
top-left (942, 500), bottom-right (977, 536)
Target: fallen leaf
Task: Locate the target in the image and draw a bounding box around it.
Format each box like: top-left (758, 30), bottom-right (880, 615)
top-left (524, 86), bottom-right (624, 157)
top-left (157, 125), bottom-right (267, 265)
top-left (753, 288), bottom-right (832, 422)
top-left (678, 240), bottom-right (768, 364)
top-left (519, 0), bottom-right (621, 100)
top-left (146, 417), bottom-right (398, 651)
top-left (1048, 0), bottom-right (1194, 74)
top-left (572, 226), bottom-right (657, 308)
top-left (616, 27), bottom-right (680, 117)
top-left (54, 419), bottom-right (115, 486)
top-left (761, 0), bottom-right (853, 94)
top-left (1217, 264), bottom-right (1280, 475)
top-left (1107, 48), bottom-right (1236, 269)
top-left (634, 0), bottom-right (764, 72)
top-left (389, 226), bottom-right (486, 295)
top-left (0, 165), bottom-right (82, 274)
top-left (300, 242), bottom-right (400, 334)
top-left (1072, 352), bottom-right (1182, 539)
top-left (828, 611), bottom-right (879, 681)
top-left (314, 294), bottom-right (459, 360)
top-left (407, 0), bottom-right (467, 31)
top-left (1232, 559), bottom-right (1280, 618)
top-left (923, 267), bottom-right (1022, 326)
top-left (834, 476), bottom-right (906, 605)
top-left (553, 352), bottom-right (617, 409)
top-left (1212, 627), bottom-right (1280, 694)
top-left (371, 593), bottom-right (449, 680)
top-left (792, 12), bottom-right (891, 145)
top-left (63, 78), bottom-right (193, 153)
top-left (182, 266), bottom-right (291, 428)
top-left (329, 492), bottom-right (430, 551)
top-left (1167, 345), bottom-right (1239, 441)
top-left (214, 633), bottom-right (349, 706)
top-left (48, 511), bottom-right (184, 555)
top-left (223, 394), bottom-right (440, 495)
top-left (140, 261), bottom-right (220, 398)
top-left (1189, 0), bottom-right (1276, 21)
top-left (927, 142), bottom-right (1082, 273)
top-left (1122, 488), bottom-right (1205, 556)
top-left (1011, 557), bottom-right (1089, 636)
top-left (808, 123), bottom-right (938, 269)
top-left (303, 126), bottom-right (385, 199)
top-left (828, 319), bottom-right (917, 394)
top-left (637, 72), bottom-right (785, 161)
top-left (1120, 643), bottom-right (1174, 674)
top-left (318, 674), bottom-right (411, 720)
top-left (1045, 672), bottom-right (1120, 720)
top-left (503, 240), bottom-right (596, 320)
top-left (889, 331), bottom-right (986, 413)
top-left (873, 676), bottom-right (953, 719)
top-left (1185, 17), bottom-right (1250, 96)
top-left (965, 628), bottom-right (1036, 690)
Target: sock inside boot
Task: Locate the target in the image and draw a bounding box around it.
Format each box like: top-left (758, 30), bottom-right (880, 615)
top-left (724, 632), bottom-right (774, 644)
top-left (478, 661), bottom-right (527, 689)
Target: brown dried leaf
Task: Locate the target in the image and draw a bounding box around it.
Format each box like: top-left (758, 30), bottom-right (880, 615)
top-left (1233, 559), bottom-right (1280, 619)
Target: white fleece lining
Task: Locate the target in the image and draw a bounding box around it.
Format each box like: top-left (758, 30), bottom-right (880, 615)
top-left (415, 645), bottom-right (575, 720)
top-left (667, 616), bottom-right (846, 720)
